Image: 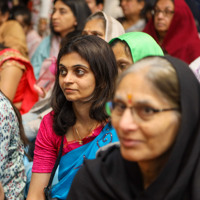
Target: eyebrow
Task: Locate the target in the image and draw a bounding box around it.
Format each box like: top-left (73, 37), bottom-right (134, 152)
top-left (155, 5), bottom-right (173, 9)
top-left (114, 95), bottom-right (155, 105)
top-left (117, 58), bottom-right (132, 63)
top-left (59, 63), bottom-right (89, 69)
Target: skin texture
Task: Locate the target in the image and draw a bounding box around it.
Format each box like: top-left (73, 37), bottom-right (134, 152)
top-left (120, 0), bottom-right (144, 17)
top-left (120, 0), bottom-right (145, 30)
top-left (154, 0), bottom-right (174, 42)
top-left (51, 0), bottom-right (77, 38)
top-left (85, 0), bottom-right (103, 13)
top-left (0, 64), bottom-right (23, 110)
top-left (59, 52), bottom-right (96, 103)
top-left (0, 182), bottom-right (4, 200)
top-left (82, 18), bottom-right (105, 40)
top-left (112, 42), bottom-right (133, 73)
top-left (111, 68), bottom-right (180, 185)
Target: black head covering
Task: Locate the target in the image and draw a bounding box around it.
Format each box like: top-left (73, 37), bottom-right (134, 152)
top-left (141, 55), bottom-right (200, 199)
top-left (67, 55), bottom-right (200, 200)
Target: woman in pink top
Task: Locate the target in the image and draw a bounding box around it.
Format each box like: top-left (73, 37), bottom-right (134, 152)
top-left (27, 35), bottom-right (119, 200)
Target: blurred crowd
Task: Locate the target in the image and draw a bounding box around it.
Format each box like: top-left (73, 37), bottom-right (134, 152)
top-left (0, 0), bottom-right (200, 200)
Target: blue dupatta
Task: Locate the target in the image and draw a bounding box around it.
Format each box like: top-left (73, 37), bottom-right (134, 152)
top-left (51, 123), bottom-right (118, 199)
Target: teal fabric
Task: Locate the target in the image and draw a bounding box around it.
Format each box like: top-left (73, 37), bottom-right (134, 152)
top-left (31, 36), bottom-right (51, 79)
top-left (51, 123), bottom-right (119, 200)
top-left (109, 32), bottom-right (164, 63)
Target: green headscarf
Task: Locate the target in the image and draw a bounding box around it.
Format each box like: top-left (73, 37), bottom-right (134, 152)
top-left (109, 32), bottom-right (164, 63)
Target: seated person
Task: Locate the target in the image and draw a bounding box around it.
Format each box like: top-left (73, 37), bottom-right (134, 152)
top-left (11, 5), bottom-right (42, 59)
top-left (26, 35), bottom-right (119, 200)
top-left (83, 11), bottom-right (125, 42)
top-left (85, 0), bottom-right (104, 13)
top-left (0, 44), bottom-right (38, 114)
top-left (67, 55), bottom-right (200, 199)
top-left (144, 0), bottom-right (200, 64)
top-left (109, 32), bottom-right (163, 73)
top-left (0, 91), bottom-right (28, 199)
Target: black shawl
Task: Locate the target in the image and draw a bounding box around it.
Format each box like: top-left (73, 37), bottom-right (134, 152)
top-left (67, 55), bottom-right (200, 200)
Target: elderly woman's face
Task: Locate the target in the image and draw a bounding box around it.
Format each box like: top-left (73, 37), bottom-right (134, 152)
top-left (111, 69), bottom-right (180, 162)
top-left (112, 42), bottom-right (133, 74)
top-left (82, 18), bottom-right (105, 40)
top-left (154, 0), bottom-right (174, 37)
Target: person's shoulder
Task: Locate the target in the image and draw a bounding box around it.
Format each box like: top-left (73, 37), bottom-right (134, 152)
top-left (0, 92), bottom-right (13, 111)
top-left (3, 20), bottom-right (20, 27)
top-left (85, 142), bottom-right (120, 168)
top-left (96, 142), bottom-right (120, 158)
top-left (42, 111), bottom-right (54, 123)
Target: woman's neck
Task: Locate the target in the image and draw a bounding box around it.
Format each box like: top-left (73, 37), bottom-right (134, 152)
top-left (60, 27), bottom-right (75, 38)
top-left (138, 152), bottom-right (170, 189)
top-left (123, 14), bottom-right (141, 27)
top-left (157, 31), bottom-right (167, 45)
top-left (72, 102), bottom-right (99, 138)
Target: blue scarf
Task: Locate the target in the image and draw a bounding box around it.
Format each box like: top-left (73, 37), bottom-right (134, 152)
top-left (51, 123), bottom-right (119, 199)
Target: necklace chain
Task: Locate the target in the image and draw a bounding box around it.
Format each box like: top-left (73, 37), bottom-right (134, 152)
top-left (73, 122), bottom-right (99, 145)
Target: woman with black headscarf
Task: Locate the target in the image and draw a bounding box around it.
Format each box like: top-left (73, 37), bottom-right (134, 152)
top-left (67, 55), bottom-right (200, 200)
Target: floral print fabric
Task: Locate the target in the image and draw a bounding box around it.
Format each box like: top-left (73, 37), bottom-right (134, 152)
top-left (0, 92), bottom-right (26, 200)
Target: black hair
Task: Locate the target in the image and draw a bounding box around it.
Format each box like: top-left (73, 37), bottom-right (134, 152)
top-left (0, 1), bottom-right (9, 15)
top-left (51, 0), bottom-right (91, 36)
top-left (10, 5), bottom-right (32, 26)
top-left (96, 0), bottom-right (104, 5)
top-left (51, 35), bottom-right (118, 136)
top-left (60, 30), bottom-right (82, 48)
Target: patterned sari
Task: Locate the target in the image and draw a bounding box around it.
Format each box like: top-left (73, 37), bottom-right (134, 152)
top-left (51, 123), bottom-right (119, 200)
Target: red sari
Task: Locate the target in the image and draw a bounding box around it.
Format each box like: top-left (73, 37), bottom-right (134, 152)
top-left (143, 0), bottom-right (200, 64)
top-left (0, 48), bottom-right (38, 114)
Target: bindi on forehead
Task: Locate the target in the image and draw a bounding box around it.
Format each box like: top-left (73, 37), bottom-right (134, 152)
top-left (127, 94), bottom-right (132, 104)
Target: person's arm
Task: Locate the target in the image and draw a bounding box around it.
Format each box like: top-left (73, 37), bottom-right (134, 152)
top-left (26, 114), bottom-right (58, 199)
top-left (26, 173), bottom-right (51, 200)
top-left (0, 63), bottom-right (23, 101)
top-left (0, 182), bottom-right (4, 200)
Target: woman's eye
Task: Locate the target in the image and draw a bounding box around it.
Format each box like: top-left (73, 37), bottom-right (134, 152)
top-left (120, 64), bottom-right (128, 70)
top-left (118, 63), bottom-right (129, 71)
top-left (60, 10), bottom-right (67, 15)
top-left (75, 69), bottom-right (85, 76)
top-left (113, 102), bottom-right (126, 114)
top-left (139, 106), bottom-right (156, 116)
top-left (59, 8), bottom-right (67, 15)
top-left (59, 68), bottom-right (67, 76)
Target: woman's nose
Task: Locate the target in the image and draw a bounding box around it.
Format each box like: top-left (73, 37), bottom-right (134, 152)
top-left (119, 109), bottom-right (138, 133)
top-left (157, 11), bottom-right (165, 18)
top-left (52, 10), bottom-right (59, 19)
top-left (64, 73), bottom-right (73, 84)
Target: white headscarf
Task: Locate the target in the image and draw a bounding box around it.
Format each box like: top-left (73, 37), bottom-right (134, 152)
top-left (86, 11), bottom-right (125, 42)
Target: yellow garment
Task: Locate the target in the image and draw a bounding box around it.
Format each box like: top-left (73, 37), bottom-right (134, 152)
top-left (0, 20), bottom-right (28, 58)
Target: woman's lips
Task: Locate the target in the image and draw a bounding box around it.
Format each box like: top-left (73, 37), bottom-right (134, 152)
top-left (120, 138), bottom-right (143, 148)
top-left (64, 88), bottom-right (77, 93)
